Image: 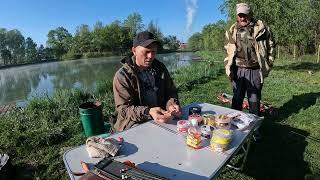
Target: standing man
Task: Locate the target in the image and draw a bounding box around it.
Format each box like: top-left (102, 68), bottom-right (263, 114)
top-left (224, 3), bottom-right (276, 117)
top-left (112, 31), bottom-right (181, 132)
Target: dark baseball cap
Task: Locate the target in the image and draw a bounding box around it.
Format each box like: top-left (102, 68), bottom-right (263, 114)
top-left (133, 31), bottom-right (161, 48)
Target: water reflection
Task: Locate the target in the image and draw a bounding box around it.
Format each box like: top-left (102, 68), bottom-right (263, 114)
top-left (157, 52), bottom-right (193, 72)
top-left (0, 52), bottom-right (195, 105)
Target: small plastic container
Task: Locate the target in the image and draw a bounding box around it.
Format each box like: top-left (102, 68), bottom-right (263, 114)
top-left (202, 114), bottom-right (215, 127)
top-left (188, 114), bottom-right (203, 124)
top-left (186, 126), bottom-right (202, 149)
top-left (177, 120), bottom-right (191, 133)
top-left (215, 115), bottom-right (231, 129)
top-left (210, 129), bottom-right (233, 152)
top-left (189, 106), bottom-right (201, 115)
top-left (200, 125), bottom-right (214, 139)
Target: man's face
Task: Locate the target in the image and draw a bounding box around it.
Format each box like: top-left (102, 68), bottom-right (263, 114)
top-left (237, 13), bottom-right (251, 27)
top-left (132, 43), bottom-right (158, 70)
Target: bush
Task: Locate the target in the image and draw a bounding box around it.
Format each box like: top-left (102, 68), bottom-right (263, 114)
top-left (62, 51), bottom-right (82, 60)
top-left (84, 52), bottom-right (113, 58)
top-left (84, 52), bottom-right (103, 58)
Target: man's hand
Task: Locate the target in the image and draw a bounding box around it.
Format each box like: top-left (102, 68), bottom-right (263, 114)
top-left (167, 104), bottom-right (182, 118)
top-left (149, 107), bottom-right (172, 123)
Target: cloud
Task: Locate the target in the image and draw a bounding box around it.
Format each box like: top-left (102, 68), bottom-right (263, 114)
top-left (186, 0), bottom-right (198, 33)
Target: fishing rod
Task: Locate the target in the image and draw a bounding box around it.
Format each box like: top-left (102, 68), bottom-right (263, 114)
top-left (290, 131), bottom-right (320, 143)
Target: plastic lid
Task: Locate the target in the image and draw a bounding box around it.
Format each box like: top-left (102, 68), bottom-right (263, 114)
top-left (190, 118), bottom-right (198, 126)
top-left (215, 115), bottom-right (231, 123)
top-left (212, 129), bottom-right (232, 136)
top-left (202, 113), bottom-right (214, 118)
top-left (189, 106), bottom-right (201, 115)
top-left (188, 114), bottom-right (203, 124)
top-left (201, 125), bottom-right (213, 135)
top-left (177, 120), bottom-right (190, 128)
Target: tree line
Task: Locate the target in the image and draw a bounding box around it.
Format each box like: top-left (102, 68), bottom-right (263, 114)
top-left (0, 29), bottom-right (54, 65)
top-left (188, 0), bottom-right (320, 58)
top-left (0, 13), bottom-right (180, 66)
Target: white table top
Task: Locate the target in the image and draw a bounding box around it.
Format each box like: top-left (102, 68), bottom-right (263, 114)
top-left (63, 103), bottom-right (260, 180)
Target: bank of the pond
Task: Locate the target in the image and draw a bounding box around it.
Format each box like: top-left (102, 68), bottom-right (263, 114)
top-left (0, 49), bottom-right (185, 71)
top-left (0, 51), bottom-right (319, 179)
top-left (0, 59), bottom-right (58, 70)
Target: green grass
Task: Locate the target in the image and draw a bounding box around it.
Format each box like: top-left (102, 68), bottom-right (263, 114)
top-left (0, 51), bottom-right (320, 179)
top-left (176, 52), bottom-right (320, 180)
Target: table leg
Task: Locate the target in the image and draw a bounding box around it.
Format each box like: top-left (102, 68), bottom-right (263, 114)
top-left (226, 134), bottom-right (253, 171)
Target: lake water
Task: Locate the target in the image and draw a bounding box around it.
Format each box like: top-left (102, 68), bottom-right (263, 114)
top-left (0, 52), bottom-right (196, 105)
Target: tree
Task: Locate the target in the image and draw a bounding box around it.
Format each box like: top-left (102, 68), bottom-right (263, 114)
top-left (73, 24), bottom-right (93, 53)
top-left (147, 20), bottom-right (164, 42)
top-left (188, 32), bottom-right (203, 51)
top-left (6, 29), bottom-right (25, 64)
top-left (37, 44), bottom-right (45, 60)
top-left (123, 13), bottom-right (144, 39)
top-left (92, 21), bottom-right (106, 52)
top-left (104, 21), bottom-right (131, 53)
top-left (0, 28), bottom-right (8, 65)
top-left (1, 49), bottom-right (11, 65)
top-left (163, 35), bottom-right (180, 50)
top-left (94, 21), bottom-right (103, 30)
top-left (47, 27), bottom-right (72, 59)
top-left (25, 37), bottom-right (37, 62)
top-left (0, 28), bottom-right (7, 50)
top-left (201, 20), bottom-right (226, 51)
top-left (42, 47), bottom-right (54, 60)
top-left (309, 0), bottom-right (320, 53)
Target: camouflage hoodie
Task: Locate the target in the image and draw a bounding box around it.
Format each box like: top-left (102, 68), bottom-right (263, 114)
top-left (224, 20), bottom-right (276, 83)
top-left (112, 56), bottom-right (179, 132)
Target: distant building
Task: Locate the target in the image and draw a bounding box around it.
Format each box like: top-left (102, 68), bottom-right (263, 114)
top-left (179, 43), bottom-right (188, 50)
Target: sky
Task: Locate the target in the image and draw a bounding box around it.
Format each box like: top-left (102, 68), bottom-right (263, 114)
top-left (0, 0), bottom-right (227, 46)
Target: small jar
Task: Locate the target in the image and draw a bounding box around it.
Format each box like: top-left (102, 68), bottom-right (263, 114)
top-left (210, 129), bottom-right (233, 152)
top-left (202, 114), bottom-right (215, 127)
top-left (177, 120), bottom-right (190, 133)
top-left (188, 114), bottom-right (203, 124)
top-left (215, 115), bottom-right (231, 129)
top-left (200, 125), bottom-right (214, 139)
top-left (186, 126), bottom-right (202, 149)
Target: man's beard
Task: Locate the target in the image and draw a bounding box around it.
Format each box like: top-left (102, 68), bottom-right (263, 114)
top-left (238, 19), bottom-right (250, 27)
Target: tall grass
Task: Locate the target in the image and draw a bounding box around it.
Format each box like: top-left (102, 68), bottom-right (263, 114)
top-left (0, 85), bottom-right (114, 179)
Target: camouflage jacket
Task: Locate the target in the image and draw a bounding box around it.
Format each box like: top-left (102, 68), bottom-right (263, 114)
top-left (224, 20), bottom-right (276, 83)
top-left (112, 56), bottom-right (179, 132)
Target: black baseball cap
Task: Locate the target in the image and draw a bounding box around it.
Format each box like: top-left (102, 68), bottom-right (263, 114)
top-left (133, 31), bottom-right (161, 48)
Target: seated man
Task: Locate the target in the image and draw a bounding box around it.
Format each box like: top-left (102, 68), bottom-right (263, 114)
top-left (112, 31), bottom-right (181, 132)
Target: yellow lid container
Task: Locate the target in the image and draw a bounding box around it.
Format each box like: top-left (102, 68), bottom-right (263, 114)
top-left (210, 129), bottom-right (233, 152)
top-left (211, 129), bottom-right (232, 145)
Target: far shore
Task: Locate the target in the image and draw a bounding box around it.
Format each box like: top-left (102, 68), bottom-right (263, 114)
top-left (0, 49), bottom-right (194, 70)
top-left (0, 59), bottom-right (58, 70)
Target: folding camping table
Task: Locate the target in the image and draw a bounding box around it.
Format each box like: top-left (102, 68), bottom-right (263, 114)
top-left (63, 102), bottom-right (261, 179)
